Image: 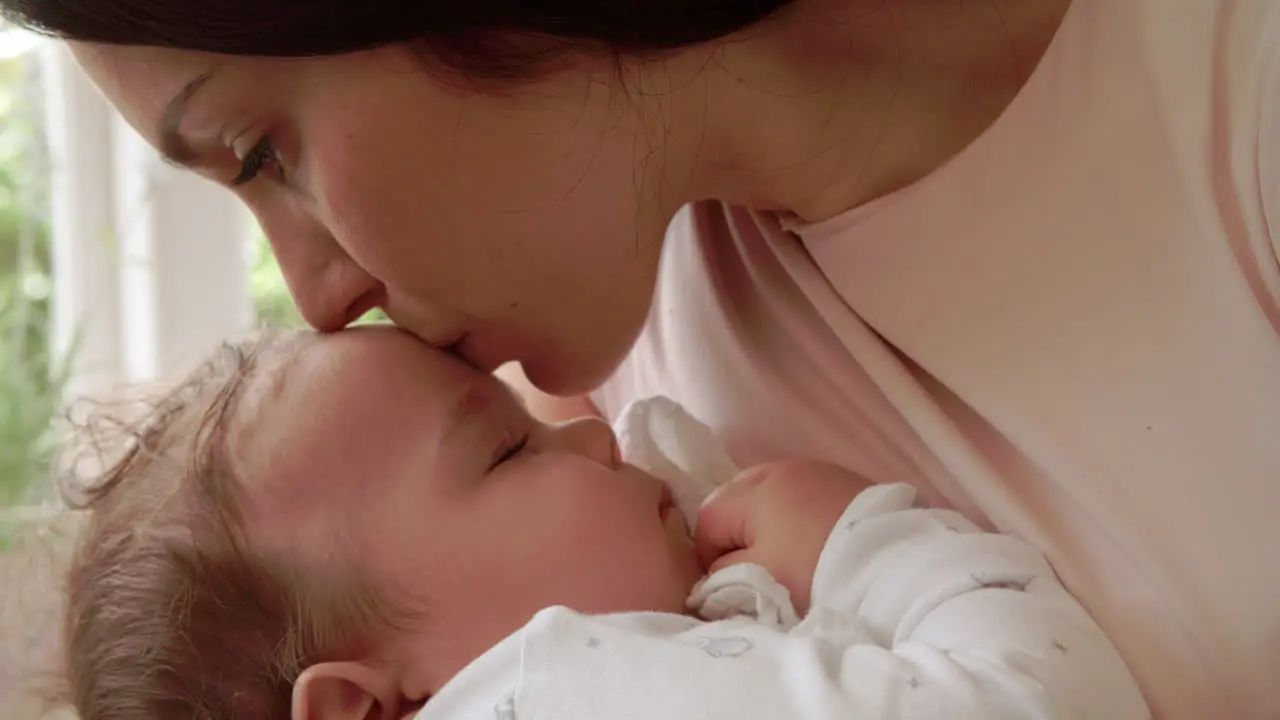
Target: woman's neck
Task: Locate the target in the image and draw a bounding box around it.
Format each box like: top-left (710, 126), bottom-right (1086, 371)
top-left (658, 0), bottom-right (1072, 222)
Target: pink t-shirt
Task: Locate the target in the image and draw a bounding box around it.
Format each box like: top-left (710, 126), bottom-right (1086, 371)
top-left (592, 1), bottom-right (1280, 717)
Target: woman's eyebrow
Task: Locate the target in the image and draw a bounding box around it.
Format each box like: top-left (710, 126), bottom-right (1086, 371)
top-left (157, 68), bottom-right (218, 167)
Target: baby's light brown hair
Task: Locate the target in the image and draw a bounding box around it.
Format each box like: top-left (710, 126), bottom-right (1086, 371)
top-left (58, 330), bottom-right (403, 719)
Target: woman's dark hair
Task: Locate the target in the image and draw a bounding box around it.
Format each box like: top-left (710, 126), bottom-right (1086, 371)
top-left (1, 0), bottom-right (795, 80)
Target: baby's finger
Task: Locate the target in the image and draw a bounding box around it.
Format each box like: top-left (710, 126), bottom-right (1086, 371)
top-left (693, 470), bottom-right (767, 570)
top-left (706, 547), bottom-right (756, 576)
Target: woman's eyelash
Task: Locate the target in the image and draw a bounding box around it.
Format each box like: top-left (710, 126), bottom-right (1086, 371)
top-left (232, 137), bottom-right (281, 186)
top-left (490, 433), bottom-right (529, 470)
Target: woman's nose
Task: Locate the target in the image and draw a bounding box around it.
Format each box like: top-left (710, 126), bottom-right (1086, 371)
top-left (266, 226), bottom-right (386, 332)
top-left (549, 417), bottom-right (621, 469)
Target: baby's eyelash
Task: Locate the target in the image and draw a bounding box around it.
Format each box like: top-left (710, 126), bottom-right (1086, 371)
top-left (490, 433), bottom-right (529, 470)
top-left (233, 137), bottom-right (281, 186)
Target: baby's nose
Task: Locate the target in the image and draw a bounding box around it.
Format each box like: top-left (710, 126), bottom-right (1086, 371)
top-left (551, 417), bottom-right (620, 469)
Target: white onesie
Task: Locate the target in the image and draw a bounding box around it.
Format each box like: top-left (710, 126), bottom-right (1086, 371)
top-left (416, 398), bottom-right (1150, 719)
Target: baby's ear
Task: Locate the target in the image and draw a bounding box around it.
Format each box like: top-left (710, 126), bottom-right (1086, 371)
top-left (292, 662), bottom-right (400, 720)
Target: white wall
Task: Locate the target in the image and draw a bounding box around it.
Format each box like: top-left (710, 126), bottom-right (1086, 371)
top-left (40, 43), bottom-right (253, 393)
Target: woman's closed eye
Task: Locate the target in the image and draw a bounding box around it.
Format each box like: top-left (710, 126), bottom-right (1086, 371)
top-left (233, 136), bottom-right (285, 186)
top-left (489, 432), bottom-right (529, 470)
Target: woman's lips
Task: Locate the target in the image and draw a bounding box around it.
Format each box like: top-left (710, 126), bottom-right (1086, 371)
top-left (445, 333), bottom-right (484, 371)
top-left (432, 330), bottom-right (467, 352)
top-left (450, 332), bottom-right (509, 374)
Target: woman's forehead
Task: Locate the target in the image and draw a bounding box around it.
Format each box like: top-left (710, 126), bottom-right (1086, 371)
top-left (70, 43), bottom-right (217, 137)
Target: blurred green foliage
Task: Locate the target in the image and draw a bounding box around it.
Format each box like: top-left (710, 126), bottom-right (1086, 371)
top-left (0, 44), bottom-right (65, 509)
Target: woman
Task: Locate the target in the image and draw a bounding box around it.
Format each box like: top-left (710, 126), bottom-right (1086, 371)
top-left (4, 0), bottom-right (1276, 716)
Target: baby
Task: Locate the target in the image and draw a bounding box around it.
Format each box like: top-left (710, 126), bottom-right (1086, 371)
top-left (57, 326), bottom-right (1150, 720)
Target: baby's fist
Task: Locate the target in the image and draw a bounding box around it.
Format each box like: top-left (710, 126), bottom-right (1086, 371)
top-left (693, 459), bottom-right (870, 614)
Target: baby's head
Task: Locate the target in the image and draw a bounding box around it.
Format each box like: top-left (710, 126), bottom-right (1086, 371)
top-left (61, 326), bottom-right (701, 720)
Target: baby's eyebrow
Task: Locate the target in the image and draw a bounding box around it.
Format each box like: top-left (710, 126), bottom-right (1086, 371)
top-left (443, 377), bottom-right (527, 440)
top-left (445, 384), bottom-right (487, 434)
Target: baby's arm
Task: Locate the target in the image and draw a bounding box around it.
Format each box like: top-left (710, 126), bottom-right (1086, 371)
top-left (696, 463), bottom-right (1151, 719)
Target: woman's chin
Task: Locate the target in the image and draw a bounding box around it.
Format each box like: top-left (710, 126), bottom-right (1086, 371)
top-left (523, 350), bottom-right (621, 398)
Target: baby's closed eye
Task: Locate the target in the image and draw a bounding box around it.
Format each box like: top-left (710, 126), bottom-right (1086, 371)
top-left (489, 432), bottom-right (529, 470)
